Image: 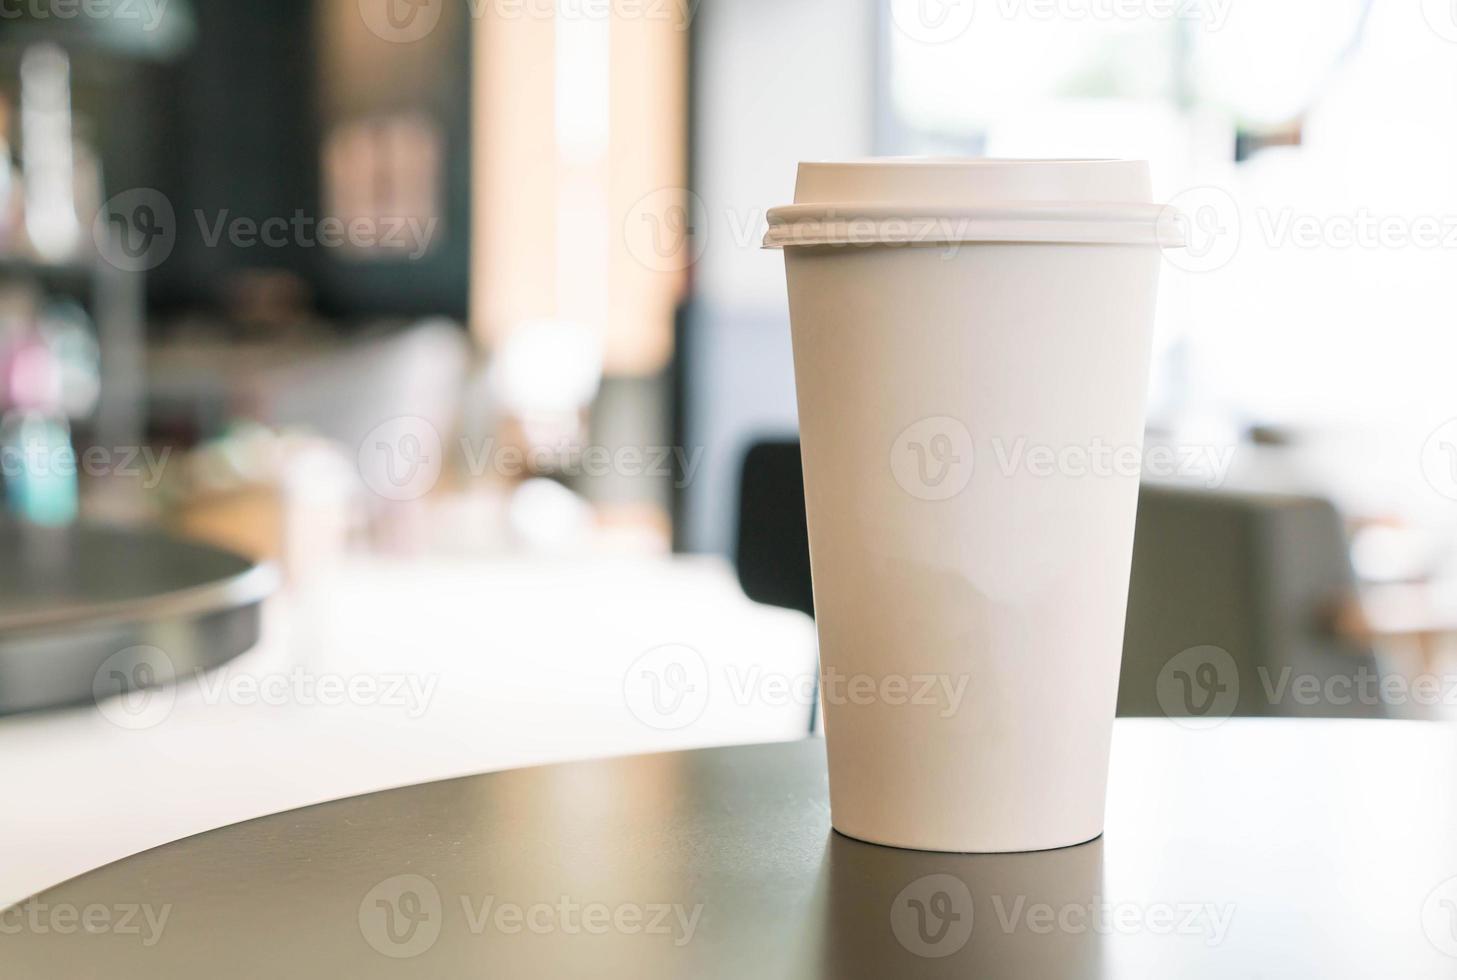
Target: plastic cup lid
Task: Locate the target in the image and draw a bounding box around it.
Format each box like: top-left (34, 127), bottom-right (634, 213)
top-left (763, 159), bottom-right (1186, 249)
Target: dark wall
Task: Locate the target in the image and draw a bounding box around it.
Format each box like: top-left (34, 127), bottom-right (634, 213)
top-left (120, 0), bottom-right (470, 322)
top-left (309, 0), bottom-right (472, 323)
top-left (147, 0), bottom-right (319, 314)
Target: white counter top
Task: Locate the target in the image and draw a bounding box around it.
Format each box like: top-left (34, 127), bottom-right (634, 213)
top-left (0, 555), bottom-right (817, 908)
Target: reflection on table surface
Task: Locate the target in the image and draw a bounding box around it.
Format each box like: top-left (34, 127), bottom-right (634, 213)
top-left (4, 722), bottom-right (1456, 979)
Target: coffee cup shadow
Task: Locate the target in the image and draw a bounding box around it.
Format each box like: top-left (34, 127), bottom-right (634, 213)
top-left (794, 831), bottom-right (1107, 979)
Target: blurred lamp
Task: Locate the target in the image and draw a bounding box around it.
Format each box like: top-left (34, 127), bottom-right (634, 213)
top-left (508, 478), bottom-right (594, 553)
top-left (492, 319), bottom-right (604, 420)
top-left (1191, 0), bottom-right (1372, 129)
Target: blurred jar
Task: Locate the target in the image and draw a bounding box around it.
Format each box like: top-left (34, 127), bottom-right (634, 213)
top-left (167, 424), bottom-right (362, 584)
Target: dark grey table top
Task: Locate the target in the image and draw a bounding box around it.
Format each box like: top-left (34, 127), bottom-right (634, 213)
top-left (0, 525), bottom-right (273, 716)
top-left (5, 720), bottom-right (1457, 978)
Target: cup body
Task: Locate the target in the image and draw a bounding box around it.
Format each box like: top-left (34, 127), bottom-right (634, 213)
top-left (777, 163), bottom-right (1168, 852)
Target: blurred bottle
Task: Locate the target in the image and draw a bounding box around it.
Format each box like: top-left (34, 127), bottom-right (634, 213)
top-left (20, 44), bottom-right (82, 263)
top-left (39, 299), bottom-right (100, 419)
top-left (0, 297), bottom-right (98, 526)
top-left (0, 411), bottom-right (77, 526)
top-left (0, 94), bottom-right (20, 255)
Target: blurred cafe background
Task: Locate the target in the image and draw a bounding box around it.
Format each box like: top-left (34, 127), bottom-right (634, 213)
top-left (4, 0), bottom-right (1457, 906)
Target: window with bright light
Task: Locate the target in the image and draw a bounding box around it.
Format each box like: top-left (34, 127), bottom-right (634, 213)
top-left (882, 0), bottom-right (1457, 528)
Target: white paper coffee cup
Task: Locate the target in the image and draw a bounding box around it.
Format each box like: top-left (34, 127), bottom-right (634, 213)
top-left (766, 159), bottom-right (1184, 853)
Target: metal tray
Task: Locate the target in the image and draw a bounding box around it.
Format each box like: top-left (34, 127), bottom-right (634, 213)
top-left (0, 525), bottom-right (275, 716)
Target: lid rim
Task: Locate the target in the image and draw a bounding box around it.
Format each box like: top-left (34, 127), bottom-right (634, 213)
top-left (763, 202), bottom-right (1186, 250)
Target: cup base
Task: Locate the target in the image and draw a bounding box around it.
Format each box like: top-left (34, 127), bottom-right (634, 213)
top-left (829, 823), bottom-right (1106, 856)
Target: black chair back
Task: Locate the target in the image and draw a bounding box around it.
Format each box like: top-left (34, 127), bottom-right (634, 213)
top-left (734, 441), bottom-right (814, 618)
top-left (734, 439), bottom-right (1385, 722)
